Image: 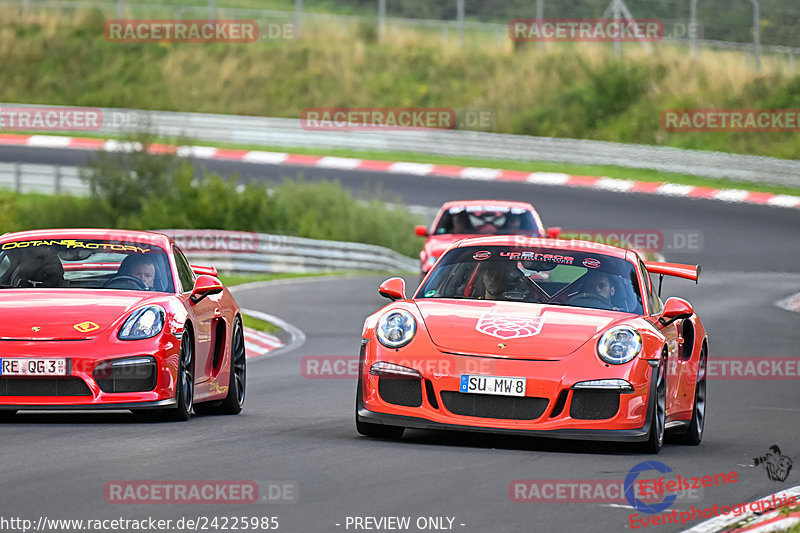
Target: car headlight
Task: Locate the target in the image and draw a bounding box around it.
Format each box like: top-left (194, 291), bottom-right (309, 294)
top-left (424, 255), bottom-right (439, 268)
top-left (376, 309), bottom-right (416, 349)
top-left (118, 306), bottom-right (165, 340)
top-left (597, 326), bottom-right (642, 365)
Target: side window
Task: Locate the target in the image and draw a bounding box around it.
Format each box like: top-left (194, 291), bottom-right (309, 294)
top-left (639, 261), bottom-right (662, 314)
top-left (0, 254), bottom-right (10, 278)
top-left (173, 246), bottom-right (195, 293)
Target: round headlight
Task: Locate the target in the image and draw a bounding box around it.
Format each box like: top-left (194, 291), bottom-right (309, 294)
top-left (376, 309), bottom-right (417, 349)
top-left (597, 327), bottom-right (642, 365)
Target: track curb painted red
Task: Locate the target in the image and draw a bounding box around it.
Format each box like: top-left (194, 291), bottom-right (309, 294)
top-left (243, 327), bottom-right (284, 358)
top-left (3, 133), bottom-right (799, 209)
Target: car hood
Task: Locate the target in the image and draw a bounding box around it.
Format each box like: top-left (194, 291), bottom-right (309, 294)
top-left (424, 235), bottom-right (467, 259)
top-left (415, 300), bottom-right (627, 359)
top-left (0, 290), bottom-right (159, 340)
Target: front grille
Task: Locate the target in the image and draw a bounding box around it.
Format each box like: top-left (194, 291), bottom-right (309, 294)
top-left (0, 378), bottom-right (92, 396)
top-left (93, 358), bottom-right (157, 393)
top-left (569, 390), bottom-right (620, 420)
top-left (378, 377), bottom-right (423, 407)
top-left (441, 391), bottom-right (548, 420)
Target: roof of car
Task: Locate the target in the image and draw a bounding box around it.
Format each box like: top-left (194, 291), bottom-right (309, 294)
top-left (0, 228), bottom-right (174, 248)
top-left (440, 200), bottom-right (536, 211)
top-left (453, 235), bottom-right (631, 260)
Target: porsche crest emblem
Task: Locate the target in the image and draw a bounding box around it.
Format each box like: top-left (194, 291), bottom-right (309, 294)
top-left (31, 326), bottom-right (41, 332)
top-left (498, 343), bottom-right (507, 349)
top-left (476, 312), bottom-right (544, 340)
top-left (73, 321), bottom-right (100, 333)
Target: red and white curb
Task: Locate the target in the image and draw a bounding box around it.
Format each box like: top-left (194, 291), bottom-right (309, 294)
top-left (244, 327), bottom-right (284, 358)
top-left (776, 292), bottom-right (800, 314)
top-left (2, 132), bottom-right (799, 209)
top-left (239, 307), bottom-right (306, 359)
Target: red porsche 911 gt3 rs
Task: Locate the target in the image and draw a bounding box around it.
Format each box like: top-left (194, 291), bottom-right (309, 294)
top-left (0, 229), bottom-right (245, 421)
top-left (414, 200), bottom-right (561, 280)
top-left (356, 236), bottom-right (707, 453)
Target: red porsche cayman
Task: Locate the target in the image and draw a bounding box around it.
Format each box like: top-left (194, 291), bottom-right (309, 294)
top-left (356, 236), bottom-right (707, 453)
top-left (0, 229), bottom-right (245, 421)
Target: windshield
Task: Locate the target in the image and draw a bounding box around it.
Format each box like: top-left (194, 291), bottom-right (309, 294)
top-left (434, 205), bottom-right (541, 236)
top-left (0, 239), bottom-right (174, 292)
top-left (417, 245), bottom-right (644, 314)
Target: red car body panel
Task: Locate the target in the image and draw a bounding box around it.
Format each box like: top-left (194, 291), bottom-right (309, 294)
top-left (0, 229), bottom-right (241, 410)
top-left (358, 236), bottom-right (707, 444)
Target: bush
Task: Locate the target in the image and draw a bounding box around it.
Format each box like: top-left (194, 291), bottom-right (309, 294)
top-left (74, 137), bottom-right (423, 255)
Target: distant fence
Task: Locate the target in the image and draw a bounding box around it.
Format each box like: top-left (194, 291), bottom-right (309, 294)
top-left (160, 229), bottom-right (417, 274)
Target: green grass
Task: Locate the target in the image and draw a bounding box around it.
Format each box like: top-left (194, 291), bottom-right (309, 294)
top-left (2, 8), bottom-right (800, 166)
top-left (241, 312), bottom-right (281, 334)
top-left (56, 0), bottom-right (370, 15)
top-left (217, 271), bottom-right (321, 287)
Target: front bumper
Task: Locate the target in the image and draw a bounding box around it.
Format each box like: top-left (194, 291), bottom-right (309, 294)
top-left (358, 341), bottom-right (658, 443)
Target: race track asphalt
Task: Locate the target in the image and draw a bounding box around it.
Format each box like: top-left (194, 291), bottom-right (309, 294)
top-left (1, 146), bottom-right (799, 533)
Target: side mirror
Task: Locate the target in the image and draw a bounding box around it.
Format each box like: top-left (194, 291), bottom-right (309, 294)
top-left (415, 225), bottom-right (428, 237)
top-left (191, 264), bottom-right (219, 277)
top-left (190, 274), bottom-right (223, 304)
top-left (546, 227), bottom-right (562, 239)
top-left (379, 277), bottom-right (406, 302)
top-left (658, 297), bottom-right (694, 325)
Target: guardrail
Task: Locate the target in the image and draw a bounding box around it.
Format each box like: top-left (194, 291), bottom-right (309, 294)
top-left (2, 104), bottom-right (799, 187)
top-left (160, 229), bottom-right (418, 274)
top-left (0, 162), bottom-right (89, 195)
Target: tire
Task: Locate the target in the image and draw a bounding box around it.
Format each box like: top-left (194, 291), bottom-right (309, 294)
top-left (355, 374), bottom-right (404, 439)
top-left (160, 326), bottom-right (195, 421)
top-left (195, 318), bottom-right (246, 416)
top-left (640, 357), bottom-right (666, 454)
top-left (672, 349), bottom-right (706, 445)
